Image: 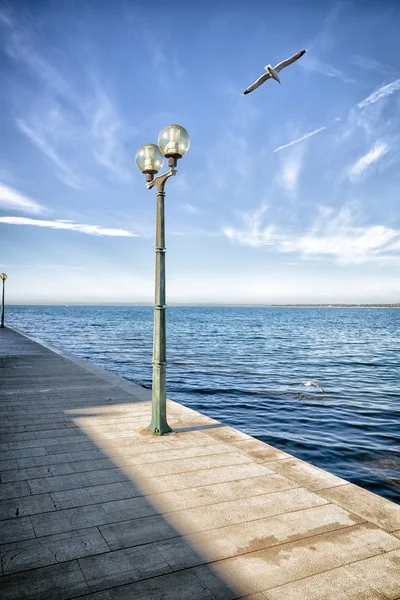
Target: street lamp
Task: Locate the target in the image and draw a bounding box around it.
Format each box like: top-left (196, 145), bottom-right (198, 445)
top-left (136, 125), bottom-right (190, 435)
top-left (0, 273), bottom-right (7, 328)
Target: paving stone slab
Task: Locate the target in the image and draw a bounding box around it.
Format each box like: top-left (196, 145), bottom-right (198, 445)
top-left (0, 480), bottom-right (30, 500)
top-left (0, 516), bottom-right (35, 544)
top-left (262, 564), bottom-right (388, 599)
top-left (109, 569), bottom-right (218, 600)
top-left (0, 527), bottom-right (110, 575)
top-left (266, 457), bottom-right (348, 490)
top-left (78, 544), bottom-right (172, 592)
top-left (193, 523), bottom-right (400, 598)
top-left (320, 483), bottom-right (400, 532)
top-left (0, 559), bottom-right (90, 600)
top-left (51, 481), bottom-right (140, 510)
top-left (0, 492), bottom-right (55, 519)
top-left (155, 503), bottom-right (365, 570)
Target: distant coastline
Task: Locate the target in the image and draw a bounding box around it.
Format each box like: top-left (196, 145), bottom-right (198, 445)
top-left (7, 303), bottom-right (400, 308)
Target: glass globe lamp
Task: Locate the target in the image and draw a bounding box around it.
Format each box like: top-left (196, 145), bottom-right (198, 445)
top-left (135, 144), bottom-right (164, 178)
top-left (158, 125), bottom-right (190, 160)
top-left (0, 273), bottom-right (7, 281)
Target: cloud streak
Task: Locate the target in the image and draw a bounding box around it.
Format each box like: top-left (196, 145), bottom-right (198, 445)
top-left (357, 78), bottom-right (400, 109)
top-left (0, 183), bottom-right (46, 214)
top-left (0, 216), bottom-right (136, 237)
top-left (273, 126), bottom-right (327, 152)
top-left (1, 13), bottom-right (132, 186)
top-left (348, 141), bottom-right (388, 181)
top-left (17, 120), bottom-right (84, 190)
top-left (300, 56), bottom-right (358, 85)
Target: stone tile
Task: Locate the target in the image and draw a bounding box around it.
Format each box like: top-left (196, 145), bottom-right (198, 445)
top-left (44, 441), bottom-right (98, 454)
top-left (165, 487), bottom-right (328, 534)
top-left (100, 515), bottom-right (178, 550)
top-left (207, 427), bottom-right (253, 444)
top-left (28, 472), bottom-right (92, 494)
top-left (51, 481), bottom-right (138, 510)
top-left (1, 459), bottom-right (117, 483)
top-left (344, 548), bottom-right (400, 599)
top-left (34, 428), bottom-right (86, 439)
top-left (109, 569), bottom-right (217, 600)
top-left (100, 495), bottom-right (159, 522)
top-left (0, 480), bottom-right (30, 500)
top-left (1, 527), bottom-right (110, 574)
top-left (0, 459), bottom-right (18, 471)
top-left (266, 457), bottom-right (347, 491)
top-left (262, 564), bottom-right (388, 599)
top-left (0, 447), bottom-right (47, 460)
top-left (0, 516), bottom-right (35, 544)
top-left (0, 559), bottom-right (90, 600)
top-left (194, 523), bottom-right (400, 597)
top-left (31, 504), bottom-right (112, 536)
top-left (7, 438), bottom-right (60, 450)
top-left (83, 468), bottom-right (126, 486)
top-left (231, 439), bottom-right (292, 463)
top-left (0, 432), bottom-right (35, 443)
top-left (142, 473), bottom-right (297, 515)
top-left (119, 442), bottom-right (235, 464)
top-left (124, 452), bottom-right (252, 479)
top-left (0, 492), bottom-right (55, 519)
top-left (137, 462), bottom-right (273, 494)
top-left (79, 594), bottom-right (113, 600)
top-left (79, 544), bottom-right (172, 592)
top-left (320, 483), bottom-right (400, 532)
top-left (18, 449), bottom-right (105, 468)
top-left (156, 503), bottom-right (365, 570)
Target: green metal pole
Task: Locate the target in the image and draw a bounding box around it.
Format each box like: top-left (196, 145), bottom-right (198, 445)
top-left (149, 187), bottom-right (172, 435)
top-left (1, 279), bottom-right (5, 328)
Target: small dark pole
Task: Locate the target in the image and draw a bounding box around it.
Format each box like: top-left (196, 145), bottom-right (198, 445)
top-left (0, 273), bottom-right (7, 328)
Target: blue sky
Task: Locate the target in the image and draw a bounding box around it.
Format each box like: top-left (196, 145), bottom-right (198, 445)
top-left (1, 0), bottom-right (400, 304)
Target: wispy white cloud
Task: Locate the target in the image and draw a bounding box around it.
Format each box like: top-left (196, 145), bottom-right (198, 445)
top-left (0, 216), bottom-right (136, 237)
top-left (0, 183), bottom-right (46, 214)
top-left (181, 203), bottom-right (202, 215)
top-left (17, 120), bottom-right (84, 190)
top-left (273, 126), bottom-right (327, 153)
top-left (351, 55), bottom-right (394, 76)
top-left (300, 56), bottom-right (358, 85)
top-left (348, 141), bottom-right (388, 181)
top-left (275, 146), bottom-right (304, 194)
top-left (357, 78), bottom-right (400, 109)
top-left (1, 13), bottom-right (132, 186)
top-left (224, 204), bottom-right (275, 247)
top-left (224, 202), bottom-right (400, 265)
top-left (90, 88), bottom-right (132, 181)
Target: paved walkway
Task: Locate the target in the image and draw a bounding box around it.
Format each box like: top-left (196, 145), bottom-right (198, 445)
top-left (0, 326), bottom-right (399, 600)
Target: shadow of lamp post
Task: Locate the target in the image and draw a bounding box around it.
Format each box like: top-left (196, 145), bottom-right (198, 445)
top-left (135, 125), bottom-right (190, 435)
top-left (0, 273), bottom-right (7, 328)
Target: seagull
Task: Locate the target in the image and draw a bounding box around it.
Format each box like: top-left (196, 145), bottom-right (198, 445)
top-left (300, 380), bottom-right (325, 393)
top-left (243, 49), bottom-right (307, 95)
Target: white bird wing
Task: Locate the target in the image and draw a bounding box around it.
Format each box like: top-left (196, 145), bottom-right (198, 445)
top-left (274, 49), bottom-right (307, 73)
top-left (243, 72), bottom-right (271, 95)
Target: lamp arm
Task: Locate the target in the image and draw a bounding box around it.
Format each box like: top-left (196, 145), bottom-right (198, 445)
top-left (146, 168), bottom-right (176, 193)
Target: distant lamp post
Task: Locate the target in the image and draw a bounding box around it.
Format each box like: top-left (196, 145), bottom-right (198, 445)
top-left (136, 125), bottom-right (190, 435)
top-left (0, 273), bottom-right (7, 328)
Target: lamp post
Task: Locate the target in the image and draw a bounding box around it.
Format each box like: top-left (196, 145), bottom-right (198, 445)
top-left (0, 273), bottom-right (7, 328)
top-left (136, 125), bottom-right (190, 435)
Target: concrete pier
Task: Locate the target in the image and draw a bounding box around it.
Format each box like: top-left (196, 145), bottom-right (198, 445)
top-left (1, 326), bottom-right (399, 599)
